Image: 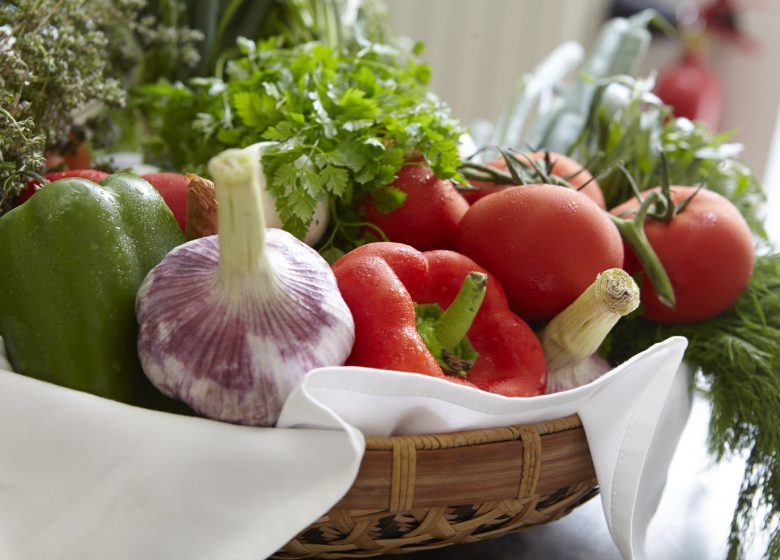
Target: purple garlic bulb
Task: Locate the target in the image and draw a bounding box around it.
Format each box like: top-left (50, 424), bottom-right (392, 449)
top-left (136, 146), bottom-right (354, 426)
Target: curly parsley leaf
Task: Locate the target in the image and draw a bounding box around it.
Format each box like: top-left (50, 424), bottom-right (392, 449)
top-left (139, 37), bottom-right (464, 248)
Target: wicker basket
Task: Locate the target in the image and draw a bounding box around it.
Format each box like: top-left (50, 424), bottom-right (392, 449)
top-left (276, 414), bottom-right (598, 558)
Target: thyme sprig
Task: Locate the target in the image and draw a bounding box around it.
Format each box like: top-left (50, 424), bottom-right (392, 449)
top-left (0, 0), bottom-right (205, 207)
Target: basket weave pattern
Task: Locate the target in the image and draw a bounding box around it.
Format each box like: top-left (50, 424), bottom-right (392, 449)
top-left (276, 415), bottom-right (598, 558)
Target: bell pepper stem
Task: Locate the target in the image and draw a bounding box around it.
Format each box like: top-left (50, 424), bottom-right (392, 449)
top-left (415, 272), bottom-right (487, 377)
top-left (435, 272), bottom-right (487, 348)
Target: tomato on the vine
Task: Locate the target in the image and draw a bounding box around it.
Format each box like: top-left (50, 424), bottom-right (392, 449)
top-left (462, 151), bottom-right (605, 209)
top-left (363, 164), bottom-right (469, 251)
top-left (611, 186), bottom-right (754, 324)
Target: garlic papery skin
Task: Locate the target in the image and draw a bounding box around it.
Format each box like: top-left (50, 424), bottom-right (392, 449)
top-left (135, 146), bottom-right (355, 426)
top-left (541, 268), bottom-right (639, 394)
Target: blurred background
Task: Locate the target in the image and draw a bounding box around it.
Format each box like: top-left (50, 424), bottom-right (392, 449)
top-left (387, 0), bottom-right (780, 240)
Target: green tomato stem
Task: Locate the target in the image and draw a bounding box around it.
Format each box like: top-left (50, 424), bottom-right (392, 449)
top-left (610, 191), bottom-right (676, 309)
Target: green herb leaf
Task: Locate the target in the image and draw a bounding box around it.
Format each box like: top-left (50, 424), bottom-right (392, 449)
top-left (369, 186), bottom-right (407, 214)
top-left (138, 37), bottom-right (464, 243)
top-left (605, 252), bottom-right (780, 559)
top-left (321, 165), bottom-right (349, 198)
top-left (568, 77), bottom-right (766, 237)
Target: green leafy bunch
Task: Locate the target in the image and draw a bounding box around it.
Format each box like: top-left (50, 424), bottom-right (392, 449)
top-left (568, 73), bottom-right (777, 560)
top-left (139, 36), bottom-right (464, 244)
top-left (569, 75), bottom-right (766, 236)
top-left (0, 0), bottom-right (204, 206)
top-left (607, 252), bottom-right (780, 560)
top-left (0, 0), bottom-right (125, 200)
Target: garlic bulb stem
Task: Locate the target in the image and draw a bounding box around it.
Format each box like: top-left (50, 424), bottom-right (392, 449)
top-left (541, 268), bottom-right (639, 374)
top-left (208, 146), bottom-right (277, 297)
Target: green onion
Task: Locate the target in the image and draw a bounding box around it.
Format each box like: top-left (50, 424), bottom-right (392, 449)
top-left (541, 268), bottom-right (639, 393)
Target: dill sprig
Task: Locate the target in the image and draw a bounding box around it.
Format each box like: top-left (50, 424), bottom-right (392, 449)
top-left (606, 252), bottom-right (780, 559)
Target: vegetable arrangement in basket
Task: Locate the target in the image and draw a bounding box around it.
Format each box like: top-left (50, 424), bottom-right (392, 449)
top-left (1, 2), bottom-right (779, 558)
top-left (465, 11), bottom-right (778, 558)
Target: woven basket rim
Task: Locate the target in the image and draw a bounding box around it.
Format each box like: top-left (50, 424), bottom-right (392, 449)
top-left (278, 413), bottom-right (597, 559)
top-left (363, 414), bottom-right (584, 451)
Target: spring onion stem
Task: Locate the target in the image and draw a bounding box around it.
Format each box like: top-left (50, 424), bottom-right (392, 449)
top-left (541, 268), bottom-right (639, 376)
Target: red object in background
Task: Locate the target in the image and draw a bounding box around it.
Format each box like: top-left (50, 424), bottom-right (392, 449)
top-left (699, 0), bottom-right (758, 51)
top-left (654, 0), bottom-right (757, 131)
top-left (141, 172), bottom-right (188, 232)
top-left (655, 52), bottom-right (723, 130)
top-left (15, 169), bottom-right (110, 206)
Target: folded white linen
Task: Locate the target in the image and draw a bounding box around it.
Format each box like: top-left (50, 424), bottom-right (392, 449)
top-left (0, 335), bottom-right (688, 560)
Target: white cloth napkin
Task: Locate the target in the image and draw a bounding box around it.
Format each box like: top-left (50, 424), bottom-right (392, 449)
top-left (0, 335), bottom-right (689, 560)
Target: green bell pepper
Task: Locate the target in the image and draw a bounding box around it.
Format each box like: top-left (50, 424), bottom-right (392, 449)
top-left (0, 173), bottom-right (186, 406)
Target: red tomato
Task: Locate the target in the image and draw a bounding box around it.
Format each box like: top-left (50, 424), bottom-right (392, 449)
top-left (141, 172), bottom-right (188, 232)
top-left (611, 186), bottom-right (754, 324)
top-left (462, 151), bottom-right (606, 208)
top-left (44, 134), bottom-right (92, 171)
top-left (655, 53), bottom-right (722, 131)
top-left (44, 169), bottom-right (109, 183)
top-left (363, 164), bottom-right (469, 251)
top-left (16, 169), bottom-right (110, 205)
top-left (455, 185), bottom-right (623, 323)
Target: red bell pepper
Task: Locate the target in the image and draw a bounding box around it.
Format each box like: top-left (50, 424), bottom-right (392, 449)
top-left (332, 242), bottom-right (547, 397)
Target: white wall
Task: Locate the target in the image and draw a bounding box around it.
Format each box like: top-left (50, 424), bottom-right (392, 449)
top-left (764, 107), bottom-right (780, 242)
top-left (387, 0), bottom-right (611, 125)
top-left (387, 1), bottom-right (780, 184)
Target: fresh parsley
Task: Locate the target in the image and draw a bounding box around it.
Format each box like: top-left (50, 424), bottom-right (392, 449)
top-left (139, 36), bottom-right (464, 244)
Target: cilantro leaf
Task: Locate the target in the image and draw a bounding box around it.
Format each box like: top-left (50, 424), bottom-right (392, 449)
top-left (369, 186), bottom-right (407, 213)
